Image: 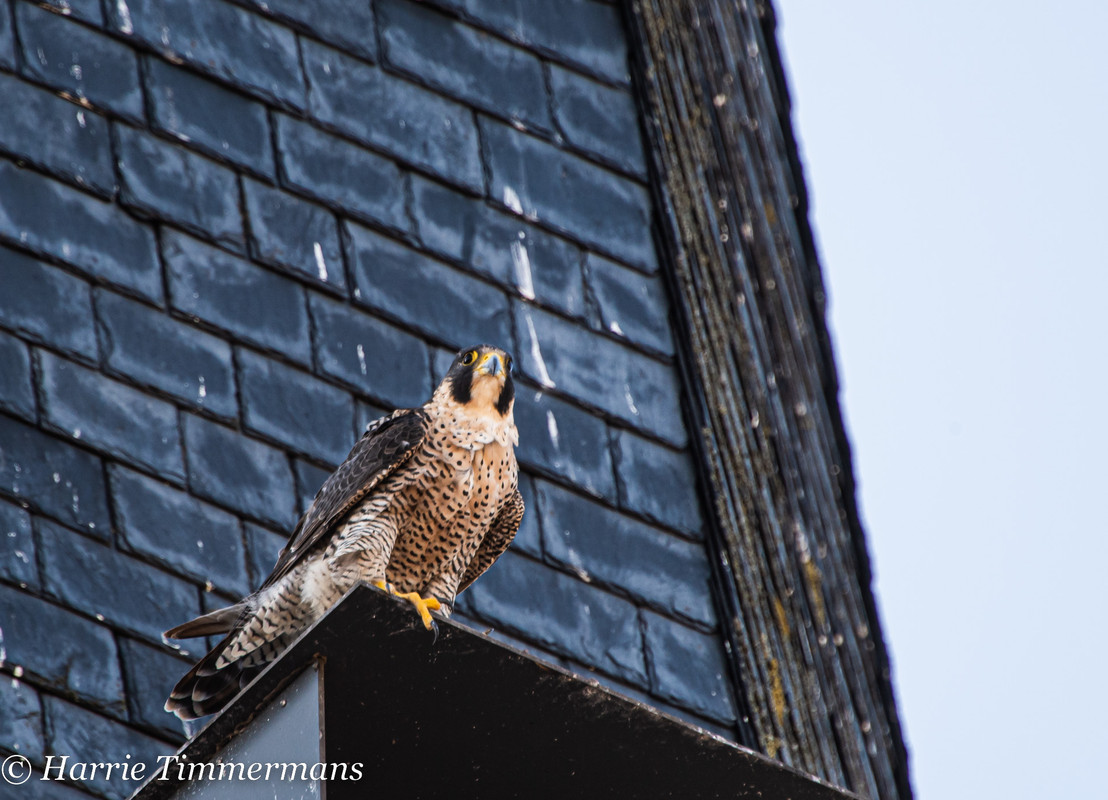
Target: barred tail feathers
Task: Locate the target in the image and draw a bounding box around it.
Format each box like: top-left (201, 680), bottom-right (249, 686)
top-left (164, 592), bottom-right (312, 720)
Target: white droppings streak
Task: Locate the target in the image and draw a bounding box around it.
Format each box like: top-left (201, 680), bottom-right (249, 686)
top-left (52, 472), bottom-right (61, 484)
top-left (12, 665), bottom-right (23, 679)
top-left (0, 625), bottom-right (6, 667)
top-left (197, 375), bottom-right (207, 399)
top-left (624, 384), bottom-right (639, 416)
top-left (72, 428), bottom-right (82, 439)
top-left (524, 315), bottom-right (555, 388)
top-left (546, 410), bottom-right (559, 448)
top-left (510, 239), bottom-right (535, 300)
top-left (609, 321), bottom-right (625, 337)
top-left (503, 185), bottom-right (522, 213)
top-left (76, 111), bottom-right (87, 128)
top-left (314, 242), bottom-right (328, 281)
top-left (502, 186), bottom-right (523, 215)
top-left (116, 0), bottom-right (134, 34)
top-left (356, 344), bottom-right (368, 376)
top-left (566, 551), bottom-right (592, 583)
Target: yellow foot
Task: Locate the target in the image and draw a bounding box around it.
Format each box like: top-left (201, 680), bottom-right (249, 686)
top-left (373, 581), bottom-right (442, 631)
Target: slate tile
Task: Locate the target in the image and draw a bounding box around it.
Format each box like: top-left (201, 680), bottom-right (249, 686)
top-left (308, 293), bottom-right (432, 408)
top-left (39, 0), bottom-right (103, 25)
top-left (21, 771), bottom-right (100, 800)
top-left (513, 302), bottom-right (686, 446)
top-left (182, 414), bottom-right (297, 529)
top-left (0, 73), bottom-right (115, 195)
top-left (642, 610), bottom-right (737, 724)
top-left (38, 352), bottom-right (185, 481)
top-left (245, 522), bottom-right (287, 589)
top-left (549, 64), bottom-right (646, 176)
top-left (96, 290), bottom-right (237, 418)
top-left (108, 0), bottom-right (305, 109)
top-left (585, 251), bottom-right (675, 355)
top-left (293, 458), bottom-right (335, 517)
top-left (463, 549), bottom-right (647, 685)
top-left (612, 429), bottom-right (704, 536)
top-left (0, 582), bottom-right (124, 708)
top-left (430, 346), bottom-right (458, 388)
top-left (162, 230), bottom-right (312, 366)
top-left (275, 115), bottom-right (408, 232)
top-left (303, 39), bottom-right (483, 192)
top-left (0, 415), bottom-right (111, 535)
top-left (43, 696), bottom-right (174, 800)
top-left (379, 0), bottom-right (551, 130)
top-left (38, 518), bottom-right (202, 642)
top-left (243, 178), bottom-right (346, 291)
top-left (0, 0), bottom-right (13, 71)
top-left (0, 497), bottom-right (37, 588)
top-left (0, 676), bottom-right (43, 761)
top-left (146, 58), bottom-right (274, 177)
top-left (238, 348), bottom-right (355, 465)
top-left (512, 386), bottom-right (616, 500)
top-left (241, 0), bottom-right (377, 62)
top-left (116, 126), bottom-right (243, 250)
top-left (428, 0), bottom-right (631, 84)
top-left (355, 400), bottom-right (393, 433)
top-left (0, 247), bottom-right (97, 359)
top-left (481, 119), bottom-right (657, 273)
top-left (16, 2), bottom-right (143, 120)
top-left (348, 224), bottom-right (512, 349)
top-left (0, 162), bottom-right (162, 303)
top-left (110, 466), bottom-right (250, 597)
top-left (410, 176), bottom-right (507, 280)
top-left (537, 480), bottom-right (716, 626)
top-left (0, 331), bottom-right (35, 421)
top-left (117, 637), bottom-right (191, 740)
top-left (411, 176), bottom-right (587, 318)
top-left (586, 669), bottom-right (737, 741)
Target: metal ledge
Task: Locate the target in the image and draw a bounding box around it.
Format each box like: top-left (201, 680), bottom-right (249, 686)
top-left (133, 584), bottom-right (858, 799)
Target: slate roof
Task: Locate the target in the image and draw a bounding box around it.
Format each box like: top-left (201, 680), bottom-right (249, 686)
top-left (0, 2), bottom-right (736, 797)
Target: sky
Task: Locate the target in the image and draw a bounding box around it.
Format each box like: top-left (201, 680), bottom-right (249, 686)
top-left (773, 3), bottom-right (1108, 798)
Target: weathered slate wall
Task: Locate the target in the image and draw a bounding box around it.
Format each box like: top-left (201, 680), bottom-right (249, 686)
top-left (0, 1), bottom-right (738, 798)
top-left (623, 1), bottom-right (912, 798)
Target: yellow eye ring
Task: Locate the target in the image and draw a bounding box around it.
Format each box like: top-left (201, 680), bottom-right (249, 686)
top-left (462, 350), bottom-right (478, 366)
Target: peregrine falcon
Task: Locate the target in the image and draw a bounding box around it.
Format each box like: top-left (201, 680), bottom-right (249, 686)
top-left (164, 344), bottom-right (523, 720)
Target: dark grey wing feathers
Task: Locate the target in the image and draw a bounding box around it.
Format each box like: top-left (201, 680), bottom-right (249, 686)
top-left (261, 409), bottom-right (428, 589)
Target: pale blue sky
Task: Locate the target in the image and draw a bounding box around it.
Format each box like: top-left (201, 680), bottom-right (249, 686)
top-left (774, 3), bottom-right (1108, 798)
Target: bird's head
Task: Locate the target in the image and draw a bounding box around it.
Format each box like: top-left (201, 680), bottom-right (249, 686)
top-left (438, 344), bottom-right (515, 418)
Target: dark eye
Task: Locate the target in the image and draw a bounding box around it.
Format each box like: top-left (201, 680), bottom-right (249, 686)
top-left (504, 356), bottom-right (513, 372)
top-left (462, 350), bottom-right (477, 366)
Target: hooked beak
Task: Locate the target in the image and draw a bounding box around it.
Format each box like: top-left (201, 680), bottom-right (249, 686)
top-left (476, 352), bottom-right (504, 377)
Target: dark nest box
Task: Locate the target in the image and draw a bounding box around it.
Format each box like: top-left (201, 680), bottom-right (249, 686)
top-left (132, 586), bottom-right (858, 800)
top-left (0, 0), bottom-right (910, 799)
